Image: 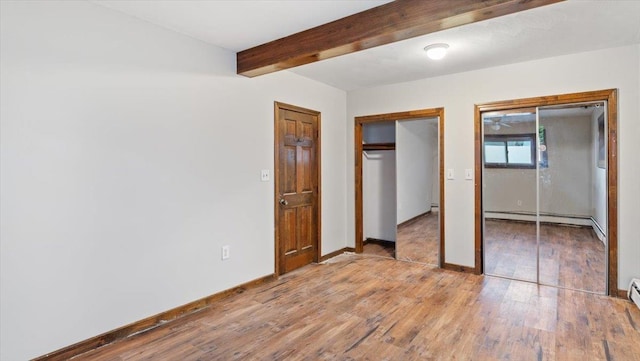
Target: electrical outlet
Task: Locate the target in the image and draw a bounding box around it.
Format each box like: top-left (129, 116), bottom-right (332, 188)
top-left (221, 245), bottom-right (230, 260)
top-left (517, 200), bottom-right (522, 206)
top-left (260, 169), bottom-right (270, 182)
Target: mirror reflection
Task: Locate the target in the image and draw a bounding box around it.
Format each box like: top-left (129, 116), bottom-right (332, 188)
top-left (483, 109), bottom-right (538, 282)
top-left (538, 104), bottom-right (607, 293)
top-left (482, 103), bottom-right (607, 294)
top-left (395, 118), bottom-right (439, 265)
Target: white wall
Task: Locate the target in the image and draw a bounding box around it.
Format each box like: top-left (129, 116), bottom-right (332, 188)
top-left (363, 151), bottom-right (397, 241)
top-left (0, 2), bottom-right (347, 360)
top-left (396, 119), bottom-right (436, 223)
top-left (362, 122), bottom-right (395, 143)
top-left (539, 114), bottom-right (593, 217)
top-left (347, 44), bottom-right (640, 290)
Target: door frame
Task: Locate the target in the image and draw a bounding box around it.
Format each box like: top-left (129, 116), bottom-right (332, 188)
top-left (474, 89), bottom-right (618, 296)
top-left (354, 107), bottom-right (445, 267)
top-left (274, 101), bottom-right (321, 276)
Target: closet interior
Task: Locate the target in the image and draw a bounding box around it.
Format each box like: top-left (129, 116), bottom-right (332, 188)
top-left (361, 118), bottom-right (440, 265)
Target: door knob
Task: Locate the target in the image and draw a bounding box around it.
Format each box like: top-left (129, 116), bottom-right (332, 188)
top-left (279, 198), bottom-right (288, 206)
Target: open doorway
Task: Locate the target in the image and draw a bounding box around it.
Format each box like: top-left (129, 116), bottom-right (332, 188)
top-left (355, 108), bottom-right (445, 267)
top-left (474, 89), bottom-right (618, 296)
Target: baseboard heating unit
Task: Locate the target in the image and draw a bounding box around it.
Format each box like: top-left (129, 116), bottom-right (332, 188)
top-left (628, 278), bottom-right (640, 310)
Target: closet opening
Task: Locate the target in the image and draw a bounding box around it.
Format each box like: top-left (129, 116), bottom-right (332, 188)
top-left (474, 89), bottom-right (618, 296)
top-left (355, 108), bottom-right (445, 267)
top-left (361, 122), bottom-right (396, 258)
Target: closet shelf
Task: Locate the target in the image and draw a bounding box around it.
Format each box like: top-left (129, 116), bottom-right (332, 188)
top-left (363, 142), bottom-right (396, 151)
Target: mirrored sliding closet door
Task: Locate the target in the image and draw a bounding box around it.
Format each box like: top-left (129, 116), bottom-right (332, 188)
top-left (482, 102), bottom-right (607, 294)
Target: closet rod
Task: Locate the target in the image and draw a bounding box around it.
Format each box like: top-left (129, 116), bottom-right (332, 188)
top-left (363, 143), bottom-right (395, 151)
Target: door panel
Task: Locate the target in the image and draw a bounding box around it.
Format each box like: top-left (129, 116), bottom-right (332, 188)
top-left (276, 104), bottom-right (319, 275)
top-left (482, 108), bottom-right (538, 283)
top-left (284, 147), bottom-right (296, 193)
top-left (395, 117), bottom-right (440, 265)
top-left (299, 206), bottom-right (313, 249)
top-left (299, 147), bottom-right (312, 192)
top-left (482, 102), bottom-right (608, 294)
top-left (537, 104), bottom-right (607, 294)
top-left (282, 208), bottom-right (297, 254)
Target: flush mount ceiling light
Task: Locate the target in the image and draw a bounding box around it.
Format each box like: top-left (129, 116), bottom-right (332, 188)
top-left (424, 43), bottom-right (449, 60)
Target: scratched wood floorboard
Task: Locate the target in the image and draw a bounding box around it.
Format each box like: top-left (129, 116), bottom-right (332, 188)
top-left (72, 255), bottom-right (639, 361)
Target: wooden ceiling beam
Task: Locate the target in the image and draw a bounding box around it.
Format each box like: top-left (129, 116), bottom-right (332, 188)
top-left (237, 0), bottom-right (563, 77)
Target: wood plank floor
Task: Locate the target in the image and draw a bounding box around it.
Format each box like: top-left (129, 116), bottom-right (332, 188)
top-left (73, 254), bottom-right (639, 361)
top-left (362, 241), bottom-right (395, 258)
top-left (485, 219), bottom-right (606, 294)
top-left (396, 212), bottom-right (439, 265)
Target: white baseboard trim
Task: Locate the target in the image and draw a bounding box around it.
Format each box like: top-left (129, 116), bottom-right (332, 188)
top-left (590, 217), bottom-right (606, 245)
top-left (485, 212), bottom-right (607, 245)
top-left (485, 211), bottom-right (592, 226)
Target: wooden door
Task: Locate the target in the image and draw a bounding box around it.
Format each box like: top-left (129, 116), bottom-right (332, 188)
top-left (274, 102), bottom-right (320, 275)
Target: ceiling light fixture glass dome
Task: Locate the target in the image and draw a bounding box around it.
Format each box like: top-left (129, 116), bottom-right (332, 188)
top-left (424, 43), bottom-right (449, 60)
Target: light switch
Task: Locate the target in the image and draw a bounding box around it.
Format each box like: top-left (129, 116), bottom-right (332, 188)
top-left (465, 169), bottom-right (473, 180)
top-left (260, 169), bottom-right (270, 182)
top-left (447, 169), bottom-right (455, 180)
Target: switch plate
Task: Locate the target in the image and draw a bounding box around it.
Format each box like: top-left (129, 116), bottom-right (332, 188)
top-left (221, 245), bottom-right (230, 260)
top-left (260, 169), bottom-right (270, 182)
top-left (465, 169), bottom-right (473, 180)
top-left (447, 169), bottom-right (455, 180)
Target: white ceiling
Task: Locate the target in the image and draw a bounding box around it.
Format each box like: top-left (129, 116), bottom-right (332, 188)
top-left (93, 0), bottom-right (393, 51)
top-left (93, 0), bottom-right (640, 91)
